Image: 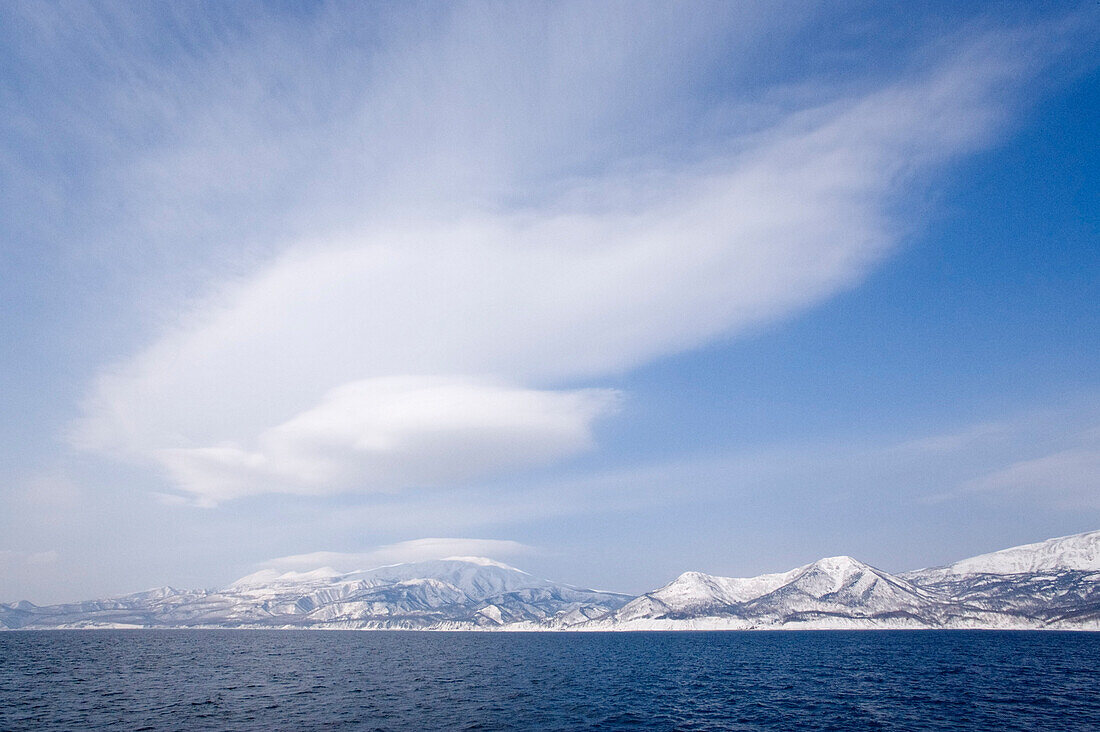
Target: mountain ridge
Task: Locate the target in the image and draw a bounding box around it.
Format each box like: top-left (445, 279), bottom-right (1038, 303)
top-left (3, 530), bottom-right (1099, 631)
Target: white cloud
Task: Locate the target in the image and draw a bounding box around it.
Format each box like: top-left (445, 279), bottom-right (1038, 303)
top-left (155, 376), bottom-right (618, 503)
top-left (63, 10), bottom-right (1058, 502)
top-left (283, 400), bottom-right (1100, 534)
top-left (258, 538), bottom-right (533, 573)
top-left (965, 443), bottom-right (1100, 509)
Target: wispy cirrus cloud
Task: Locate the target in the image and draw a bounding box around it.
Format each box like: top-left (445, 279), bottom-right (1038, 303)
top-left (40, 5), bottom-right (1084, 504)
top-left (963, 436), bottom-right (1100, 509)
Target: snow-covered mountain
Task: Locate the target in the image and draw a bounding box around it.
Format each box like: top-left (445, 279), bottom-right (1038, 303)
top-left (903, 530), bottom-right (1100, 579)
top-left (590, 530), bottom-right (1100, 630)
top-left (3, 531), bottom-right (1100, 631)
top-left (897, 531), bottom-right (1100, 628)
top-left (0, 558), bottom-right (630, 630)
top-left (603, 556), bottom-right (953, 629)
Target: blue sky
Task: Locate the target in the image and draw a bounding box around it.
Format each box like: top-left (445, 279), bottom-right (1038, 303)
top-left (1, 1), bottom-right (1098, 603)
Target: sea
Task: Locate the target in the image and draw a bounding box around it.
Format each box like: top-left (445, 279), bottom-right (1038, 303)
top-left (1, 630), bottom-right (1098, 731)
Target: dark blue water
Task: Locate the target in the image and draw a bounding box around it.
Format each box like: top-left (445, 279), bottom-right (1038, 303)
top-left (2, 630), bottom-right (1099, 731)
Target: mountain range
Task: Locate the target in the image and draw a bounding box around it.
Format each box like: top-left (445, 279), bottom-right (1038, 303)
top-left (3, 531), bottom-right (1099, 631)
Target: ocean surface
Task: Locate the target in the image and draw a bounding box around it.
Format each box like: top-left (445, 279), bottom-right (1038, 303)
top-left (2, 630), bottom-right (1098, 731)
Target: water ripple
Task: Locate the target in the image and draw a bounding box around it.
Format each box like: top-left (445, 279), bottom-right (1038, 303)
top-left (0, 630), bottom-right (1098, 730)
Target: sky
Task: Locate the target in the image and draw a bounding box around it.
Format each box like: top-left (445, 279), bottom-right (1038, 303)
top-left (1, 1), bottom-right (1098, 604)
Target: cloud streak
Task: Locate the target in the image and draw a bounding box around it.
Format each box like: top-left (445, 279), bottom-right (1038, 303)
top-left (964, 435), bottom-right (1100, 509)
top-left (53, 7), bottom-right (1075, 502)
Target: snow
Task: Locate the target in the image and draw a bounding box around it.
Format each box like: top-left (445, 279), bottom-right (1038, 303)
top-left (6, 530), bottom-right (1100, 632)
top-left (649, 567), bottom-right (801, 609)
top-left (229, 566), bottom-right (342, 589)
top-left (441, 556), bottom-right (529, 573)
top-left (908, 530), bottom-right (1100, 579)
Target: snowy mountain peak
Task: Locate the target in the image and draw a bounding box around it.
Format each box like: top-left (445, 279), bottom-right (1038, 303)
top-left (804, 555), bottom-right (886, 579)
top-left (647, 566), bottom-right (802, 610)
top-left (441, 556), bottom-right (529, 573)
top-left (806, 555), bottom-right (866, 572)
top-left (909, 529), bottom-right (1100, 579)
top-left (228, 557), bottom-right (529, 592)
top-left (229, 566), bottom-right (343, 589)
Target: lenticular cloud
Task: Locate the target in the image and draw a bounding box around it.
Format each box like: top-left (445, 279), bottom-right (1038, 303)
top-left (152, 377), bottom-right (619, 504)
top-left (69, 15), bottom-right (1033, 503)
